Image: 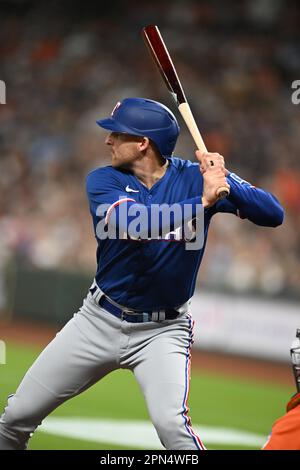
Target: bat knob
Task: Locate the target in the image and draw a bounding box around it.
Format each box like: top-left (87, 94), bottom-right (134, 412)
top-left (216, 186), bottom-right (230, 199)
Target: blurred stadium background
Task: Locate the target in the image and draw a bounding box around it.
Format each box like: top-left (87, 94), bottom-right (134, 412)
top-left (0, 0), bottom-right (299, 450)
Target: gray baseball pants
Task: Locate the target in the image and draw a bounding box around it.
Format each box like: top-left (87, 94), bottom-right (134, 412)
top-left (0, 290), bottom-right (205, 450)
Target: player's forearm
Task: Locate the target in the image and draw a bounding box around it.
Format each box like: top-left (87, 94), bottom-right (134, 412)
top-left (107, 196), bottom-right (203, 238)
top-left (227, 173), bottom-right (284, 227)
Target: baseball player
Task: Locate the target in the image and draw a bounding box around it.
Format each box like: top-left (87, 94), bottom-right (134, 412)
top-left (262, 330), bottom-right (300, 450)
top-left (0, 98), bottom-right (284, 450)
top-left (262, 393), bottom-right (300, 450)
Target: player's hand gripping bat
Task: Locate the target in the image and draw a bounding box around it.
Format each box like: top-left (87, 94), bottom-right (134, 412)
top-left (142, 25), bottom-right (229, 199)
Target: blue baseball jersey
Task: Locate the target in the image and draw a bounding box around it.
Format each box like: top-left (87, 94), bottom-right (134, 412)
top-left (86, 156), bottom-right (284, 310)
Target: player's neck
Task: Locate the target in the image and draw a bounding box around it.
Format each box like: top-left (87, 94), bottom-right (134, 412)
top-left (132, 155), bottom-right (169, 189)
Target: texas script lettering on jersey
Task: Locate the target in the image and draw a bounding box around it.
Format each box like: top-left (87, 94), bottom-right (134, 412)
top-left (95, 200), bottom-right (204, 250)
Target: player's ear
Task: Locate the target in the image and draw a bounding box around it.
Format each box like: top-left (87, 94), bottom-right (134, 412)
top-left (138, 137), bottom-right (150, 152)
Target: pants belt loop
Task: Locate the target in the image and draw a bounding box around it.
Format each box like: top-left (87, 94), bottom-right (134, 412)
top-left (90, 280), bottom-right (105, 304)
top-left (94, 289), bottom-right (103, 304)
top-left (151, 311), bottom-right (166, 322)
top-left (158, 311), bottom-right (165, 321)
top-left (151, 311), bottom-right (159, 322)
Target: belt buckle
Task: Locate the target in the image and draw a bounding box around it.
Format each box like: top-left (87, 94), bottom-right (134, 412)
top-left (121, 308), bottom-right (135, 321)
top-left (121, 309), bottom-right (150, 323)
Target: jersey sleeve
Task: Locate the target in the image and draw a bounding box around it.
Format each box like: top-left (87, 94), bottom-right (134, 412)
top-left (86, 167), bottom-right (136, 218)
top-left (212, 172), bottom-right (284, 227)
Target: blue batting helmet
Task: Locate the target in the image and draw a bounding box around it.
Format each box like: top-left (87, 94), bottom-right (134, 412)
top-left (96, 97), bottom-right (180, 157)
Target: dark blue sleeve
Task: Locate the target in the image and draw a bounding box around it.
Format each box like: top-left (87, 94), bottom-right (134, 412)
top-left (86, 167), bottom-right (136, 215)
top-left (213, 172), bottom-right (284, 227)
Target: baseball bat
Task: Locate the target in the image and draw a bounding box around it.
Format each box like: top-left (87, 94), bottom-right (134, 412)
top-left (142, 24), bottom-right (229, 199)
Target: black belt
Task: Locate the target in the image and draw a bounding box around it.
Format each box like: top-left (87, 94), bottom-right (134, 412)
top-left (89, 286), bottom-right (180, 323)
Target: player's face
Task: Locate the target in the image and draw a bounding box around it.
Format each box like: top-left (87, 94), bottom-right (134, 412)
top-left (105, 132), bottom-right (144, 169)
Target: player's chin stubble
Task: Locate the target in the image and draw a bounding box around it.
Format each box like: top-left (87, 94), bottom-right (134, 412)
top-left (111, 155), bottom-right (128, 169)
top-left (111, 152), bottom-right (135, 170)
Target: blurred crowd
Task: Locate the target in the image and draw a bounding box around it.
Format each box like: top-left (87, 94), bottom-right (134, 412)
top-left (0, 0), bottom-right (300, 300)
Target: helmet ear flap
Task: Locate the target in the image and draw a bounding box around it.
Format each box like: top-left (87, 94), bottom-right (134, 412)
top-left (96, 97), bottom-right (180, 157)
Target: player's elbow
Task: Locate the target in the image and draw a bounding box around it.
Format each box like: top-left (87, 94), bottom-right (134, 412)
top-left (263, 194), bottom-right (284, 227)
top-left (269, 204), bottom-right (284, 227)
top-left (253, 203), bottom-right (284, 227)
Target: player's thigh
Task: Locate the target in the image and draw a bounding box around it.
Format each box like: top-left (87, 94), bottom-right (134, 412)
top-left (133, 316), bottom-right (194, 408)
top-left (0, 298), bottom-right (120, 438)
top-left (17, 310), bottom-right (119, 401)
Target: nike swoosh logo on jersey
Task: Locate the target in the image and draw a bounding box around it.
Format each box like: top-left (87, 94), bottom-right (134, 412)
top-left (125, 185), bottom-right (139, 193)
